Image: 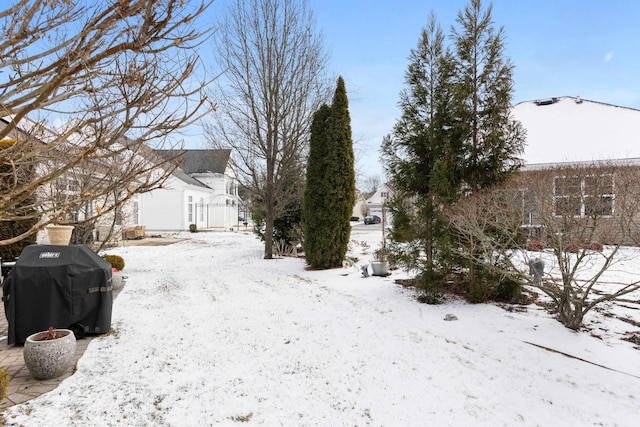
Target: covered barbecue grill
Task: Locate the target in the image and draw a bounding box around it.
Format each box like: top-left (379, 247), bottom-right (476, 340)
top-left (3, 244), bottom-right (112, 345)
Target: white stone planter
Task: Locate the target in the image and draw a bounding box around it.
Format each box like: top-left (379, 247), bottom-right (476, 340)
top-left (112, 271), bottom-right (124, 290)
top-left (370, 261), bottom-right (389, 277)
top-left (23, 329), bottom-right (77, 380)
top-left (46, 225), bottom-right (75, 245)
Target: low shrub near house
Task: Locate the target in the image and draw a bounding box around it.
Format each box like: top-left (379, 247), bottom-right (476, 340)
top-left (526, 239), bottom-right (545, 251)
top-left (189, 223), bottom-right (198, 233)
top-left (565, 240), bottom-right (603, 253)
top-left (103, 254), bottom-right (125, 271)
top-left (565, 242), bottom-right (580, 253)
top-left (0, 209), bottom-right (38, 261)
top-left (590, 241), bottom-right (604, 252)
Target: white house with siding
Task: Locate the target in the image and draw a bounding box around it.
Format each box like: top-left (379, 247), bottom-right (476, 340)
top-left (138, 149), bottom-right (240, 232)
top-left (365, 184), bottom-right (393, 225)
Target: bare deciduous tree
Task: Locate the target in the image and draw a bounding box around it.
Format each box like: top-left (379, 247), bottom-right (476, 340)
top-left (1, 0), bottom-right (213, 247)
top-left (360, 175), bottom-right (382, 199)
top-left (205, 0), bottom-right (329, 259)
top-left (447, 162), bottom-right (640, 329)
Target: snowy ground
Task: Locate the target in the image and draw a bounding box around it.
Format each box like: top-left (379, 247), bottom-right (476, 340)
top-left (3, 225), bottom-right (640, 426)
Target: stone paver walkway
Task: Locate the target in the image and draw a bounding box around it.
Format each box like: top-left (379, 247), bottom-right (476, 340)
top-left (0, 279), bottom-right (124, 410)
top-left (0, 236), bottom-right (182, 411)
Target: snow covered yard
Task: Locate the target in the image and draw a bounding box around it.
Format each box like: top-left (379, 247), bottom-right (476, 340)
top-left (3, 228), bottom-right (640, 426)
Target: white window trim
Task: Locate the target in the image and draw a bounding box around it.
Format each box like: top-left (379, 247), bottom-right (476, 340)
top-left (553, 173), bottom-right (614, 218)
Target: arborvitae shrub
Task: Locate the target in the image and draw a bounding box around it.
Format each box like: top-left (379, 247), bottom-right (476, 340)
top-left (303, 77), bottom-right (355, 269)
top-left (0, 218), bottom-right (37, 260)
top-left (0, 157), bottom-right (39, 260)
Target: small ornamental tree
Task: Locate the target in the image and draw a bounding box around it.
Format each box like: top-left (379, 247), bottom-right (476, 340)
top-left (303, 77), bottom-right (355, 269)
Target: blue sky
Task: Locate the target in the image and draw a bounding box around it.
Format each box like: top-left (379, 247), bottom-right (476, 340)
top-left (311, 0), bottom-right (640, 179)
top-left (201, 1), bottom-right (640, 181)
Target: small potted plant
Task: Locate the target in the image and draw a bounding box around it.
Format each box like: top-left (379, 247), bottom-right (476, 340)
top-left (370, 204), bottom-right (390, 276)
top-left (103, 254), bottom-right (125, 289)
top-left (370, 244), bottom-right (389, 276)
top-left (23, 327), bottom-right (77, 380)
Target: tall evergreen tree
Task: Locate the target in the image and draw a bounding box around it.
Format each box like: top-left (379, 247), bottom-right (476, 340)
top-left (451, 0), bottom-right (525, 192)
top-left (381, 13), bottom-right (456, 271)
top-left (303, 77), bottom-right (355, 269)
top-left (381, 1), bottom-right (525, 298)
top-left (447, 0), bottom-right (526, 293)
top-left (303, 104), bottom-right (332, 267)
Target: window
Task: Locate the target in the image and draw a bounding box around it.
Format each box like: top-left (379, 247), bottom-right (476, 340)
top-left (115, 189), bottom-right (124, 225)
top-left (188, 196), bottom-right (193, 223)
top-left (381, 191), bottom-right (388, 198)
top-left (584, 175), bottom-right (613, 216)
top-left (553, 174), bottom-right (614, 217)
top-left (67, 179), bottom-right (79, 193)
top-left (55, 177), bottom-right (79, 193)
top-left (132, 196), bottom-right (139, 225)
top-left (199, 198), bottom-right (204, 221)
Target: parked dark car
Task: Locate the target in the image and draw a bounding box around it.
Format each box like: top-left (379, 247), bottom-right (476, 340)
top-left (364, 215), bottom-right (381, 225)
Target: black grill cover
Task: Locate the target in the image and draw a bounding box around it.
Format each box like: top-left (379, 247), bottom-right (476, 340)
top-left (3, 244), bottom-right (112, 345)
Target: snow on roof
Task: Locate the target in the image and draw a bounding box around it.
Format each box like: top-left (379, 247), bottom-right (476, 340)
top-left (1, 115), bottom-right (59, 144)
top-left (511, 96), bottom-right (640, 165)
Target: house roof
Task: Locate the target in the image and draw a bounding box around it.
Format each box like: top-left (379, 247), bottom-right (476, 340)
top-left (170, 168), bottom-right (210, 188)
top-left (155, 149), bottom-right (231, 175)
top-left (511, 96), bottom-right (640, 165)
top-left (365, 184), bottom-right (392, 205)
top-left (522, 157), bottom-right (640, 171)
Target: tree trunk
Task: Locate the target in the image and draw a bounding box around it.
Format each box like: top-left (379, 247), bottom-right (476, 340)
top-left (264, 211), bottom-right (274, 259)
top-left (557, 293), bottom-right (584, 331)
top-left (425, 223), bottom-right (433, 266)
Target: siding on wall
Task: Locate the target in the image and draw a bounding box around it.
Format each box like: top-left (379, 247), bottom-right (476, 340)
top-left (519, 163), bottom-right (640, 246)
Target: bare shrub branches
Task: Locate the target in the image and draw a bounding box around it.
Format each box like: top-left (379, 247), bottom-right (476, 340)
top-left (448, 162), bottom-right (640, 329)
top-left (1, 0), bottom-right (214, 245)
